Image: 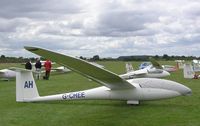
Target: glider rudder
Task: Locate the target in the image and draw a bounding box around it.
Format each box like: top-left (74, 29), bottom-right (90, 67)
top-left (10, 67), bottom-right (40, 102)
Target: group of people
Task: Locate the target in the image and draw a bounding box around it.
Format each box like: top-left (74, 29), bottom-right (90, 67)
top-left (25, 59), bottom-right (52, 80)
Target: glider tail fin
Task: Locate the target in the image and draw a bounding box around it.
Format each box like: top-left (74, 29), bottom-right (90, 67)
top-left (149, 57), bottom-right (163, 69)
top-left (183, 64), bottom-right (195, 79)
top-left (11, 67), bottom-right (39, 102)
top-left (125, 62), bottom-right (134, 73)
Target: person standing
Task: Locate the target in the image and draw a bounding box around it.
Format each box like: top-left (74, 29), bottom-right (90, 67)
top-left (44, 59), bottom-right (52, 80)
top-left (25, 60), bottom-right (32, 70)
top-left (35, 58), bottom-right (42, 80)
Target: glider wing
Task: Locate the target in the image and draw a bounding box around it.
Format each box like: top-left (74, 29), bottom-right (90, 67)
top-left (24, 46), bottom-right (135, 90)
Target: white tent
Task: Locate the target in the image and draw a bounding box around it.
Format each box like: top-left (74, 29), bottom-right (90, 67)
top-left (192, 59), bottom-right (200, 72)
top-left (175, 60), bottom-right (185, 69)
top-left (183, 64), bottom-right (195, 79)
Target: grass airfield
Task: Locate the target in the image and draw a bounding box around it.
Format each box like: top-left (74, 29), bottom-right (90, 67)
top-left (0, 61), bottom-right (200, 126)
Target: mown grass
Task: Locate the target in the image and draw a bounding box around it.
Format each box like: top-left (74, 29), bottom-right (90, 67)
top-left (0, 61), bottom-right (199, 126)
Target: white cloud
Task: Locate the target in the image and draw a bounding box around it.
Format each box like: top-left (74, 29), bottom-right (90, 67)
top-left (0, 0), bottom-right (200, 57)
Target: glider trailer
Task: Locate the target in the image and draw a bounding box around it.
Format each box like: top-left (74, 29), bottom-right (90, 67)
top-left (12, 47), bottom-right (192, 105)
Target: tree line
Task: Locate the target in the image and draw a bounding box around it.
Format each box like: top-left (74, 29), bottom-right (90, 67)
top-left (0, 55), bottom-right (37, 63)
top-left (84, 54), bottom-right (200, 61)
top-left (1, 54), bottom-right (200, 63)
top-left (117, 54), bottom-right (200, 61)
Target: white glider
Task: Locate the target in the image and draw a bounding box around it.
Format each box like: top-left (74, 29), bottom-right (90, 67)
top-left (139, 59), bottom-right (177, 72)
top-left (120, 64), bottom-right (170, 79)
top-left (12, 46), bottom-right (191, 105)
top-left (162, 65), bottom-right (177, 72)
top-left (149, 58), bottom-right (177, 72)
top-left (0, 66), bottom-right (70, 80)
top-left (0, 69), bottom-right (16, 80)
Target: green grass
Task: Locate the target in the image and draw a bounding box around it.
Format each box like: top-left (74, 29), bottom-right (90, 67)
top-left (0, 61), bottom-right (200, 126)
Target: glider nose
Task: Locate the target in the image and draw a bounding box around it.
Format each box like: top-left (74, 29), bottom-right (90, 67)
top-left (166, 80), bottom-right (192, 96)
top-left (182, 86), bottom-right (192, 96)
top-left (176, 83), bottom-right (192, 96)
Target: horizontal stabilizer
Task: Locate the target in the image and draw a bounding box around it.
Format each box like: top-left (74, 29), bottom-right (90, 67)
top-left (9, 67), bottom-right (32, 72)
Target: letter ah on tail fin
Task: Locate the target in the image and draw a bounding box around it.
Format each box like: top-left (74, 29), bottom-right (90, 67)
top-left (10, 67), bottom-right (40, 102)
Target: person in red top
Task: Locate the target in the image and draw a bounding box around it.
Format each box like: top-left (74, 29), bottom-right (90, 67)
top-left (44, 59), bottom-right (52, 80)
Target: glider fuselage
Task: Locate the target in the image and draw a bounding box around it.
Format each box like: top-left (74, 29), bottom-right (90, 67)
top-left (22, 78), bottom-right (191, 104)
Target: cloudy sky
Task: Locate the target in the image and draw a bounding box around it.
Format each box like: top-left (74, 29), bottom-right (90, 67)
top-left (0, 0), bottom-right (200, 58)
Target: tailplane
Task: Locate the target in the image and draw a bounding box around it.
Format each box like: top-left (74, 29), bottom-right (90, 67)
top-left (10, 67), bottom-right (40, 102)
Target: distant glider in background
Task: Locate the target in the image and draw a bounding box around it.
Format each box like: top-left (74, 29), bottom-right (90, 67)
top-left (0, 66), bottom-right (70, 81)
top-left (139, 62), bottom-right (152, 69)
top-left (149, 58), bottom-right (177, 72)
top-left (12, 46), bottom-right (192, 105)
top-left (120, 62), bottom-right (170, 79)
top-left (139, 58), bottom-right (177, 72)
top-left (0, 69), bottom-right (16, 80)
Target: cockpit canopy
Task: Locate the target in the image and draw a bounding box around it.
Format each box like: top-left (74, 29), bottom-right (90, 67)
top-left (131, 78), bottom-right (190, 95)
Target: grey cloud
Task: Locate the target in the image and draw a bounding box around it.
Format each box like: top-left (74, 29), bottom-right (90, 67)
top-left (83, 10), bottom-right (159, 36)
top-left (0, 0), bottom-right (84, 19)
top-left (0, 0), bottom-right (200, 57)
top-left (182, 2), bottom-right (200, 18)
top-left (0, 18), bottom-right (30, 32)
top-left (175, 34), bottom-right (200, 46)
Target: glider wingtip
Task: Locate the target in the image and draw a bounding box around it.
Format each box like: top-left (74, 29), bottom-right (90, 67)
top-left (24, 46), bottom-right (40, 51)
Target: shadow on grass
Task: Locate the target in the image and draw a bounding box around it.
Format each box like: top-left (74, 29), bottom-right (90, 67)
top-left (19, 99), bottom-right (190, 109)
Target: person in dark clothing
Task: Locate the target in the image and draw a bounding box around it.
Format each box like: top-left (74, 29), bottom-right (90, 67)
top-left (25, 60), bottom-right (32, 70)
top-left (35, 59), bottom-right (42, 69)
top-left (44, 59), bottom-right (52, 80)
top-left (35, 58), bottom-right (42, 79)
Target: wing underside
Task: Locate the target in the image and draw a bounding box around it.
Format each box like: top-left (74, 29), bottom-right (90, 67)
top-left (24, 46), bottom-right (135, 90)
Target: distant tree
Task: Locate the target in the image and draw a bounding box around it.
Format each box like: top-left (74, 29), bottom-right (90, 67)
top-left (92, 55), bottom-right (100, 61)
top-left (154, 55), bottom-right (159, 59)
top-left (19, 57), bottom-right (23, 59)
top-left (1, 55), bottom-right (6, 59)
top-left (79, 56), bottom-right (86, 60)
top-left (163, 54), bottom-right (170, 60)
top-left (181, 55), bottom-right (186, 59)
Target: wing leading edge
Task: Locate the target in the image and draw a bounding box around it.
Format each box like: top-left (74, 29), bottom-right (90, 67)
top-left (24, 46), bottom-right (135, 90)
